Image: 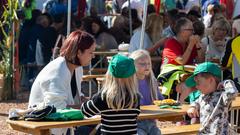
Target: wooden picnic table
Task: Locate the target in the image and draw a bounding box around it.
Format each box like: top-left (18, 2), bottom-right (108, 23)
top-left (231, 96), bottom-right (240, 110)
top-left (7, 97), bottom-right (240, 135)
top-left (7, 104), bottom-right (190, 135)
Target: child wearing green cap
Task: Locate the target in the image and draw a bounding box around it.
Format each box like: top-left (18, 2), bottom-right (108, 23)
top-left (185, 62), bottom-right (238, 134)
top-left (130, 50), bottom-right (164, 135)
top-left (81, 54), bottom-right (140, 134)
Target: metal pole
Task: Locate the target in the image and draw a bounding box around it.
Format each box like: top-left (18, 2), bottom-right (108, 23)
top-left (139, 0), bottom-right (148, 49)
top-left (67, 0), bottom-right (71, 36)
top-left (128, 0), bottom-right (133, 36)
top-left (89, 62), bottom-right (92, 98)
top-left (11, 21), bottom-right (15, 98)
top-left (199, 0), bottom-right (203, 21)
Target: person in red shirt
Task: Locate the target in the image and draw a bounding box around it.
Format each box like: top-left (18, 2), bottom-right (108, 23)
top-left (162, 17), bottom-right (204, 66)
top-left (161, 18), bottom-right (205, 103)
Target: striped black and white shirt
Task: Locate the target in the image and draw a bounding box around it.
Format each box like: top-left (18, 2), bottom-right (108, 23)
top-left (81, 92), bottom-right (140, 135)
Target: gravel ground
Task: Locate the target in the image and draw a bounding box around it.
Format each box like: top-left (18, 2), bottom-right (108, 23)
top-left (0, 99), bottom-right (28, 135)
top-left (0, 91), bottom-right (176, 135)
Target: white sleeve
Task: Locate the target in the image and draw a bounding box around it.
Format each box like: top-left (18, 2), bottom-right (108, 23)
top-left (40, 71), bottom-right (72, 109)
top-left (42, 78), bottom-right (69, 109)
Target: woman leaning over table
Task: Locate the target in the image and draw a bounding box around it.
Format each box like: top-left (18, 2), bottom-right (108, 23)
top-left (28, 30), bottom-right (96, 134)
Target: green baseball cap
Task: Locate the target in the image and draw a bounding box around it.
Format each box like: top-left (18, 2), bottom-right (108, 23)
top-left (185, 62), bottom-right (221, 87)
top-left (108, 54), bottom-right (136, 78)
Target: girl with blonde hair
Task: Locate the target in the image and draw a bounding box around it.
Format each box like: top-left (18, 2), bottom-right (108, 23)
top-left (81, 54), bottom-right (140, 134)
top-left (130, 49), bottom-right (164, 135)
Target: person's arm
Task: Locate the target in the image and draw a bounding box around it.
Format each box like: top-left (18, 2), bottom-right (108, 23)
top-left (147, 37), bottom-right (168, 53)
top-left (187, 95), bottom-right (201, 118)
top-left (195, 43), bottom-right (205, 63)
top-left (156, 86), bottom-right (165, 100)
top-left (175, 35), bottom-right (200, 65)
top-left (43, 79), bottom-right (69, 109)
top-left (221, 80), bottom-right (238, 106)
top-left (81, 93), bottom-right (102, 117)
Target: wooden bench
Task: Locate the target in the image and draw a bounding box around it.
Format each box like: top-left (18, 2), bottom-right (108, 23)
top-left (161, 124), bottom-right (200, 135)
top-left (83, 68), bottom-right (107, 74)
top-left (160, 97), bottom-right (240, 135)
top-left (82, 74), bottom-right (105, 81)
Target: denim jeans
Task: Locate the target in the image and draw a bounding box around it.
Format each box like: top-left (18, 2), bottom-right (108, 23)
top-left (137, 120), bottom-right (161, 135)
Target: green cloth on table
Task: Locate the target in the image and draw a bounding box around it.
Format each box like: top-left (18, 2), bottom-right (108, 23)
top-left (159, 105), bottom-right (181, 109)
top-left (45, 108), bottom-right (84, 121)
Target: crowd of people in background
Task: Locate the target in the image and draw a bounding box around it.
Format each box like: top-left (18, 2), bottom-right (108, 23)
top-left (5, 0), bottom-right (240, 134)
top-left (15, 0), bottom-right (240, 88)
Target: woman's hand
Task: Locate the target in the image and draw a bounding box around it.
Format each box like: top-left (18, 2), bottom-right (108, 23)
top-left (189, 35), bottom-right (200, 48)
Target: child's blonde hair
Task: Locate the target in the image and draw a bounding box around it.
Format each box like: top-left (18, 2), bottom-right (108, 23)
top-left (101, 72), bottom-right (138, 109)
top-left (130, 49), bottom-right (159, 101)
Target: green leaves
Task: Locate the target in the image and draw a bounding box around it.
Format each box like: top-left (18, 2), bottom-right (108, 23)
top-left (0, 0), bottom-right (19, 76)
top-left (0, 0), bottom-right (19, 100)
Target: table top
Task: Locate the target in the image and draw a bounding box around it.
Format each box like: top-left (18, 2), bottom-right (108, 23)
top-left (7, 105), bottom-right (190, 131)
top-left (139, 104), bottom-right (189, 120)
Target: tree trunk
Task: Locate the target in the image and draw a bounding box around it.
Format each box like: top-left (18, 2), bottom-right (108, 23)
top-left (0, 74), bottom-right (13, 101)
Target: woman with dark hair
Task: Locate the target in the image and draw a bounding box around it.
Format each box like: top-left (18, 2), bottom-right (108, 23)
top-left (28, 30), bottom-right (96, 134)
top-left (91, 17), bottom-right (118, 50)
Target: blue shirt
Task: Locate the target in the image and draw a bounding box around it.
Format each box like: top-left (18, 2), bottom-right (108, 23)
top-left (162, 26), bottom-right (175, 38)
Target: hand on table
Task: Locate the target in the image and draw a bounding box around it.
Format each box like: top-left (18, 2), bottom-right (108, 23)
top-left (187, 107), bottom-right (199, 118)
